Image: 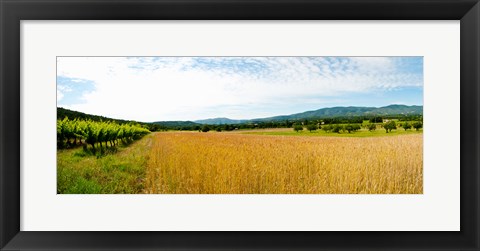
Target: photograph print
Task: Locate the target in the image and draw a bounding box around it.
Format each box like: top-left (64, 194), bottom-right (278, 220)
top-left (57, 56), bottom-right (423, 194)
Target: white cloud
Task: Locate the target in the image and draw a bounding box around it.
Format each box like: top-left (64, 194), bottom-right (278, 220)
top-left (57, 89), bottom-right (64, 101)
top-left (57, 57), bottom-right (422, 121)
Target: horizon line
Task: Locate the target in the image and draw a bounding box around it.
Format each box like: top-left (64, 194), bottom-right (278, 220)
top-left (58, 103), bottom-right (423, 123)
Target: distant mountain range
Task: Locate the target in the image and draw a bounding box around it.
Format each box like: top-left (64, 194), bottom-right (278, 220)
top-left (194, 117), bottom-right (248, 125)
top-left (193, 105), bottom-right (423, 124)
top-left (58, 104), bottom-right (422, 127)
top-left (151, 120), bottom-right (201, 128)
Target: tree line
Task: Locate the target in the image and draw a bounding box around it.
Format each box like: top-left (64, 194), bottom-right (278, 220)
top-left (292, 120), bottom-right (423, 133)
top-left (58, 107), bottom-right (423, 132)
top-left (164, 115), bottom-right (421, 132)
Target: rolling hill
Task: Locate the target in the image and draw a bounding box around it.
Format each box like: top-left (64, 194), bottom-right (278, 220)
top-left (151, 121), bottom-right (202, 128)
top-left (253, 104), bottom-right (422, 122)
top-left (57, 107), bottom-right (134, 124)
top-left (195, 117), bottom-right (247, 125)
top-left (59, 104), bottom-right (422, 128)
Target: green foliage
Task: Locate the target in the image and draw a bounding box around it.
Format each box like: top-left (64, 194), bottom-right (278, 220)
top-left (369, 116), bottom-right (383, 123)
top-left (343, 124), bottom-right (361, 133)
top-left (332, 124), bottom-right (343, 133)
top-left (322, 125), bottom-right (332, 133)
top-left (367, 123), bottom-right (377, 132)
top-left (383, 121), bottom-right (397, 133)
top-left (293, 125), bottom-right (304, 132)
top-left (306, 124), bottom-right (318, 132)
top-left (201, 125), bottom-right (211, 132)
top-left (412, 121), bottom-right (423, 131)
top-left (344, 124), bottom-right (354, 133)
top-left (58, 107), bottom-right (130, 124)
top-left (57, 117), bottom-right (150, 153)
top-left (402, 122), bottom-right (412, 131)
top-left (244, 127), bottom-right (422, 138)
top-left (57, 134), bottom-right (151, 194)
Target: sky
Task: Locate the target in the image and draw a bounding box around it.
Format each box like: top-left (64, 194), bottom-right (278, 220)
top-left (57, 56), bottom-right (423, 122)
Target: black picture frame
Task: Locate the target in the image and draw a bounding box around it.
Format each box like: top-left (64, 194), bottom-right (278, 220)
top-left (1, 0), bottom-right (479, 250)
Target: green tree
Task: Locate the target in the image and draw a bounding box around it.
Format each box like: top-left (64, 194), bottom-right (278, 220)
top-left (344, 124), bottom-right (354, 133)
top-left (384, 121), bottom-right (397, 133)
top-left (332, 124), bottom-right (342, 133)
top-left (322, 125), bottom-right (332, 133)
top-left (201, 125), bottom-right (211, 132)
top-left (412, 121), bottom-right (423, 131)
top-left (402, 122), bottom-right (412, 131)
top-left (369, 116), bottom-right (383, 123)
top-left (307, 124), bottom-right (318, 132)
top-left (293, 124), bottom-right (304, 132)
top-left (367, 123), bottom-right (376, 132)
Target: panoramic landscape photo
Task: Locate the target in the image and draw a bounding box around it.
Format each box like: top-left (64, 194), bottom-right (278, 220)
top-left (57, 56), bottom-right (423, 194)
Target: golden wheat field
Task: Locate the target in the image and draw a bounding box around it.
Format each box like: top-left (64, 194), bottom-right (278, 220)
top-left (145, 132), bottom-right (422, 194)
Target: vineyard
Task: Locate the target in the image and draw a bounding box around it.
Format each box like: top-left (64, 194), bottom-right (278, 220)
top-left (56, 111), bottom-right (423, 194)
top-left (57, 118), bottom-right (150, 153)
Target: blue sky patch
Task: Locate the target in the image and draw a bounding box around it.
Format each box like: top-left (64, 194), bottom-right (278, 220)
top-left (57, 76), bottom-right (96, 106)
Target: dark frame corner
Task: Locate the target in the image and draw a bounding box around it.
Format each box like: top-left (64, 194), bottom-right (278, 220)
top-left (1, 0), bottom-right (479, 250)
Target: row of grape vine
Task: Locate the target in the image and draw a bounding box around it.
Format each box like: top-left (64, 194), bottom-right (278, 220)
top-left (57, 117), bottom-right (150, 152)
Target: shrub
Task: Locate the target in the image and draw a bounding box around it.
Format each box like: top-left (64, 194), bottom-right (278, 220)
top-left (306, 124), bottom-right (318, 132)
top-left (412, 121), bottom-right (423, 131)
top-left (293, 125), bottom-right (304, 132)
